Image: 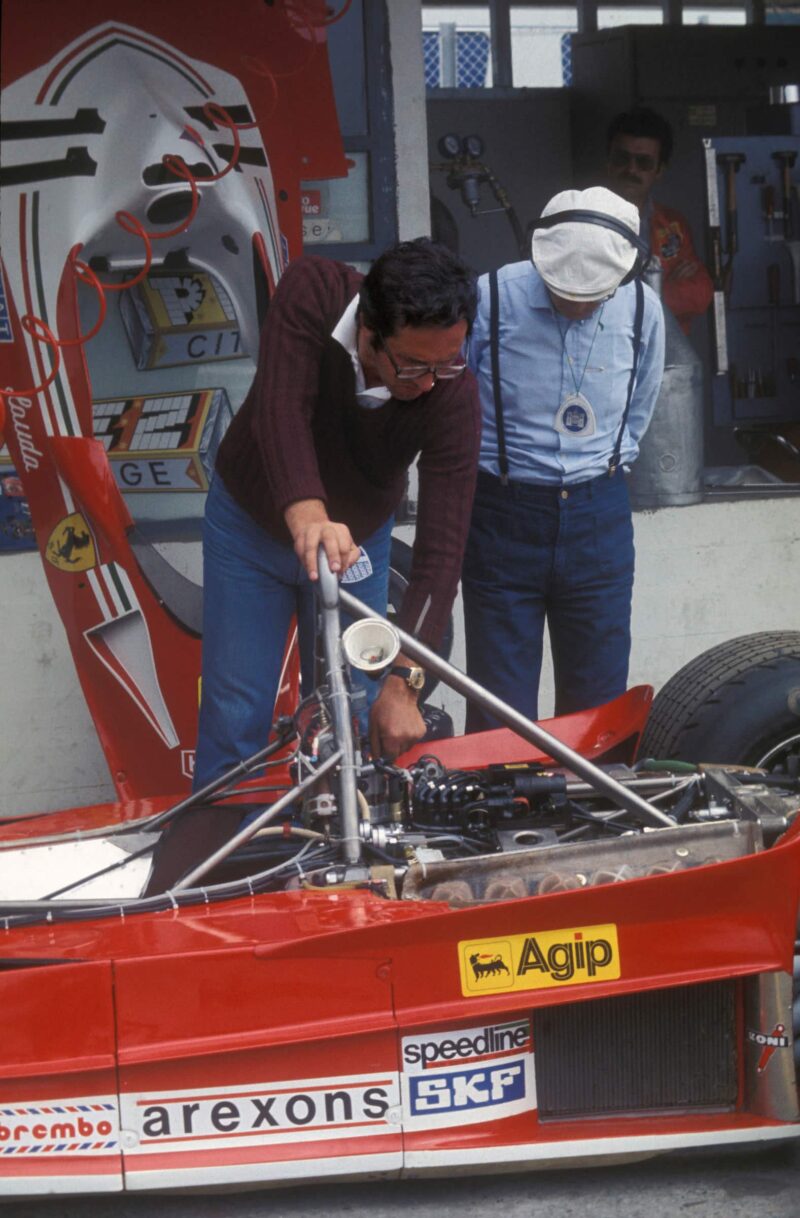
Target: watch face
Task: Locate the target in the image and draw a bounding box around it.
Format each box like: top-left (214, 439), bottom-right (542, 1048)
top-left (408, 667), bottom-right (425, 691)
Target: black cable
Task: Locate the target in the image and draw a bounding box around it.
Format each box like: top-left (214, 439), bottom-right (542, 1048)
top-left (0, 841), bottom-right (337, 929)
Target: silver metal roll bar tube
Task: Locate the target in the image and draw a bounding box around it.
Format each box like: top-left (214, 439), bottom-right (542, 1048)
top-left (317, 548), bottom-right (363, 863)
top-left (172, 749), bottom-right (344, 891)
top-left (338, 586), bottom-right (674, 830)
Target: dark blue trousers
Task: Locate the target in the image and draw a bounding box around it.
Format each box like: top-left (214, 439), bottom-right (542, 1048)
top-left (462, 469), bottom-right (634, 731)
top-left (194, 477), bottom-right (392, 789)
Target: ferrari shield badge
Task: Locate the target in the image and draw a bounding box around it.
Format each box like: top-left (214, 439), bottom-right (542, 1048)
top-left (45, 513), bottom-right (96, 572)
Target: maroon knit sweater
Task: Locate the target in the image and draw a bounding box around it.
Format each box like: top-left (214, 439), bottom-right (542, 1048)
top-left (216, 256), bottom-right (481, 648)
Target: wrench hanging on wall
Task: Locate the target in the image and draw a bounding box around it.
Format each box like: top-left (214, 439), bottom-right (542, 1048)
top-left (704, 139), bottom-right (729, 375)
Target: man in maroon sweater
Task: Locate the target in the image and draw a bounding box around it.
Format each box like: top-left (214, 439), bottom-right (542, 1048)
top-left (195, 239), bottom-right (480, 786)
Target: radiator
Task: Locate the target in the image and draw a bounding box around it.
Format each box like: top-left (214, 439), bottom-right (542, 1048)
top-left (534, 980), bottom-right (738, 1119)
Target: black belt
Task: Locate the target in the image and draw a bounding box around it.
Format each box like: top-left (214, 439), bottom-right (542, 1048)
top-left (476, 468), bottom-right (622, 502)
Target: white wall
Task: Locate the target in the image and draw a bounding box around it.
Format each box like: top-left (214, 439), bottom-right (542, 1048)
top-left (3, 8), bottom-right (799, 817)
top-left (421, 496), bottom-right (800, 729)
top-left (3, 496), bottom-right (799, 816)
top-left (388, 0), bottom-right (432, 241)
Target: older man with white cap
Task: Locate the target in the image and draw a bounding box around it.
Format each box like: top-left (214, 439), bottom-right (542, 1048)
top-left (463, 186), bottom-right (665, 730)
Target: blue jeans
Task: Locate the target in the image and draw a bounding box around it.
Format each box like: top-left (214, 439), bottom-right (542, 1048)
top-left (194, 477), bottom-right (392, 789)
top-left (462, 470), bottom-right (634, 731)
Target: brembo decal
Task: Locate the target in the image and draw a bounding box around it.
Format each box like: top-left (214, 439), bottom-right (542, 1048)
top-left (0, 1097), bottom-right (118, 1156)
top-left (458, 924), bottom-right (620, 995)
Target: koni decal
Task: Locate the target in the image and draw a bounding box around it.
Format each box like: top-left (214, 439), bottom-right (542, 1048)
top-left (749, 1024), bottom-right (791, 1072)
top-left (458, 924), bottom-right (620, 995)
top-left (119, 1072), bottom-right (401, 1154)
top-left (401, 1019), bottom-right (535, 1129)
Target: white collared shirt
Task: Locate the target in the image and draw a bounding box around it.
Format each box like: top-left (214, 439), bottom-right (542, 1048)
top-left (331, 295), bottom-right (391, 408)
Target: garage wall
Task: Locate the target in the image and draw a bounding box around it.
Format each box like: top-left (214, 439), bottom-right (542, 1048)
top-left (3, 12), bottom-right (800, 817)
top-left (428, 89), bottom-right (573, 273)
top-left (4, 496), bottom-right (799, 817)
top-left (413, 495), bottom-right (800, 732)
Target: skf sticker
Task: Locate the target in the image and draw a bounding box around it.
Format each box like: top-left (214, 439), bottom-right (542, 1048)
top-left (458, 924), bottom-right (620, 996)
top-left (401, 1019), bottom-right (535, 1129)
top-left (45, 512), bottom-right (96, 572)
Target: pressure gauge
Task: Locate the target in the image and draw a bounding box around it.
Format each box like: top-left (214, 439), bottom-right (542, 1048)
top-left (437, 133), bottom-right (462, 159)
top-left (463, 134), bottom-right (484, 159)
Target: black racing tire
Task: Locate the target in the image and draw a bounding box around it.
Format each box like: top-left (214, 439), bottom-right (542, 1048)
top-left (636, 631), bottom-right (800, 772)
top-left (387, 538), bottom-right (453, 702)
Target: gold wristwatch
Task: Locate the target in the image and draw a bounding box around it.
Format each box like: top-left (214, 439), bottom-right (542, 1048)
top-left (388, 664), bottom-right (425, 692)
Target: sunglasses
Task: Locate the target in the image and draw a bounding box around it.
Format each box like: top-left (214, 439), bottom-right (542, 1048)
top-left (378, 336), bottom-right (467, 382)
top-left (609, 148), bottom-right (659, 173)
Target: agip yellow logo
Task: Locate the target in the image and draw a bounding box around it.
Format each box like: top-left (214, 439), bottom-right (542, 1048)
top-left (45, 513), bottom-right (96, 572)
top-left (458, 924), bottom-right (620, 996)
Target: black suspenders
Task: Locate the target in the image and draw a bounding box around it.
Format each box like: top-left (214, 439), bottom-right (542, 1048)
top-left (489, 269), bottom-right (510, 486)
top-left (608, 277), bottom-right (645, 477)
top-left (488, 272), bottom-right (645, 481)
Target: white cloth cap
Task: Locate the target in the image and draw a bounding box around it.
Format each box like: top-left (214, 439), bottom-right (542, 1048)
top-left (531, 187), bottom-right (641, 302)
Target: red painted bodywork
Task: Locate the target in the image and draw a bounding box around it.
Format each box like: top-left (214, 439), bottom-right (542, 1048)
top-left (0, 689), bottom-right (797, 1194)
top-left (1, 3), bottom-right (799, 1198)
top-left (0, 0), bottom-right (343, 800)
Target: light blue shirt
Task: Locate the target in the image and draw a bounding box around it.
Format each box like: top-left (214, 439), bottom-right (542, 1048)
top-left (468, 261), bottom-right (665, 485)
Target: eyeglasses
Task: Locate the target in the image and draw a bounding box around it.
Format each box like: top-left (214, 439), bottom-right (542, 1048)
top-left (609, 148), bottom-right (659, 173)
top-left (378, 336), bottom-right (467, 382)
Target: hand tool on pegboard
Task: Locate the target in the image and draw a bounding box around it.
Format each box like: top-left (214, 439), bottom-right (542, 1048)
top-left (704, 139), bottom-right (728, 374)
top-left (717, 151), bottom-right (745, 296)
top-left (772, 149), bottom-right (799, 304)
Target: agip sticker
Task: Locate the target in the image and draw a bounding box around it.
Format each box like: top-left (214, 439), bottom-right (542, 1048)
top-left (458, 924), bottom-right (620, 996)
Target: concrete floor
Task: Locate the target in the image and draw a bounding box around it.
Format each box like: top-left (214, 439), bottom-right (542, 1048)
top-left (7, 1139), bottom-right (800, 1218)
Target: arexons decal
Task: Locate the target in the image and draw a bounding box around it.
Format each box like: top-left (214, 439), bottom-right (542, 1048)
top-left (401, 1019), bottom-right (535, 1130)
top-left (119, 1072), bottom-right (401, 1155)
top-left (458, 924), bottom-right (620, 995)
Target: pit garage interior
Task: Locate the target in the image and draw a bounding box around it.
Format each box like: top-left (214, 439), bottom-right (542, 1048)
top-left (1, 0), bottom-right (799, 815)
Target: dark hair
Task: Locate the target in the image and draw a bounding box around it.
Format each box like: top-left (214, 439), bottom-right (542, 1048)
top-left (607, 108), bottom-right (674, 167)
top-left (358, 237), bottom-right (478, 338)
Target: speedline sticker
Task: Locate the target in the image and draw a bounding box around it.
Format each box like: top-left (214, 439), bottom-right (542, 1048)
top-left (458, 923), bottom-right (620, 996)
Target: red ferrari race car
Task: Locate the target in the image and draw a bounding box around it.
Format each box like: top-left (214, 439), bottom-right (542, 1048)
top-left (0, 558), bottom-right (798, 1200)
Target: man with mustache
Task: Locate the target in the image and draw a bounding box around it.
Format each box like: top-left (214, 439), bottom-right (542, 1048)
top-left (606, 108), bottom-right (713, 335)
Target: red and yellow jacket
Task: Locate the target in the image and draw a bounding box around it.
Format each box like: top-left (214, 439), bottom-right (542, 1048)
top-left (650, 202), bottom-right (714, 334)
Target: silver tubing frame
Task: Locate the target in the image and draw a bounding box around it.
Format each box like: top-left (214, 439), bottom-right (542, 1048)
top-left (172, 748), bottom-right (344, 890)
top-left (317, 552), bottom-right (362, 863)
top-left (338, 586), bottom-right (674, 829)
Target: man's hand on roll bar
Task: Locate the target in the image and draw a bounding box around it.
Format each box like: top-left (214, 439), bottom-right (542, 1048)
top-left (285, 498), bottom-right (360, 581)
